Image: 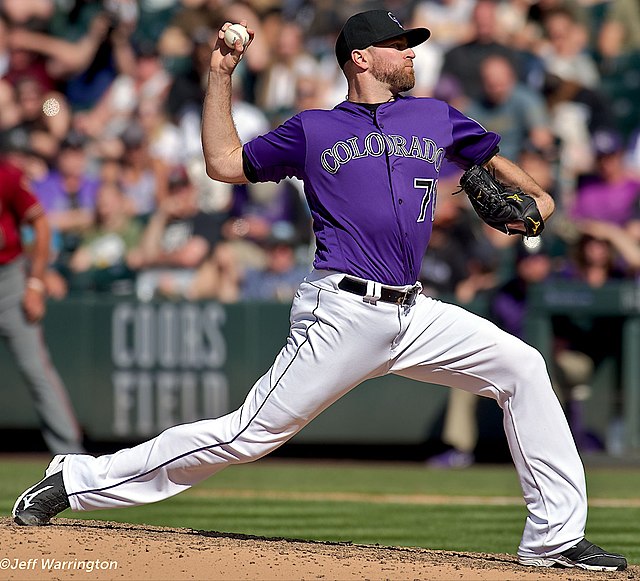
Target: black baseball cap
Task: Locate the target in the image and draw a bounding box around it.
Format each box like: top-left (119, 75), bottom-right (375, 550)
top-left (335, 10), bottom-right (431, 69)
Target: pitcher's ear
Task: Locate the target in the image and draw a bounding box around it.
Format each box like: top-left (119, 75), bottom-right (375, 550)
top-left (352, 49), bottom-right (368, 69)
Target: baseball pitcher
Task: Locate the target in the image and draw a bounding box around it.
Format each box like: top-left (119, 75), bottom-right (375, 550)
top-left (14, 10), bottom-right (626, 572)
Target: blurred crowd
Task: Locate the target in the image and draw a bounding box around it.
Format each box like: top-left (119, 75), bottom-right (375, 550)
top-left (1, 0), bottom-right (639, 310)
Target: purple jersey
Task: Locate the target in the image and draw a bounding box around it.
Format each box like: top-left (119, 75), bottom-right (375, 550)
top-left (33, 171), bottom-right (100, 214)
top-left (243, 95), bottom-right (499, 285)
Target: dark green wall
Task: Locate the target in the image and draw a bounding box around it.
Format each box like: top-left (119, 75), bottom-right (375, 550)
top-left (2, 284), bottom-right (638, 453)
top-left (0, 297), bottom-right (449, 444)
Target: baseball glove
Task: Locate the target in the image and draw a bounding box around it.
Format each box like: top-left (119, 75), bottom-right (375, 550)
top-left (457, 165), bottom-right (544, 236)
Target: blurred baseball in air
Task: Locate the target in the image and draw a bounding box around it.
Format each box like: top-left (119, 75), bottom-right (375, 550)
top-left (224, 24), bottom-right (249, 49)
top-left (42, 97), bottom-right (60, 117)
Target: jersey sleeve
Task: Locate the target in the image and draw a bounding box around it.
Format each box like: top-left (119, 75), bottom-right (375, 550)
top-left (445, 105), bottom-right (501, 169)
top-left (242, 114), bottom-right (306, 184)
top-left (5, 163), bottom-right (44, 223)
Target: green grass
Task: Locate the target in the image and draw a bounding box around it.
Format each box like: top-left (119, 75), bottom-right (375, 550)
top-left (2, 458), bottom-right (639, 562)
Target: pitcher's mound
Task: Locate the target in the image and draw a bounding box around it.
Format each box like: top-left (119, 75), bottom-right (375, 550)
top-left (0, 518), bottom-right (632, 580)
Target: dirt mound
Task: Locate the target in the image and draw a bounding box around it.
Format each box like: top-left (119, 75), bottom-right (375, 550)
top-left (0, 517), bottom-right (634, 580)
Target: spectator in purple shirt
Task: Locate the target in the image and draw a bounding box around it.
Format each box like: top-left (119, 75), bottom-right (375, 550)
top-left (569, 129), bottom-right (640, 226)
top-left (32, 131), bottom-right (100, 228)
top-left (31, 131), bottom-right (100, 279)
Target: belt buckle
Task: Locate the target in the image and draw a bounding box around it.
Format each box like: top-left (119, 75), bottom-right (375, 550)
top-left (402, 285), bottom-right (419, 306)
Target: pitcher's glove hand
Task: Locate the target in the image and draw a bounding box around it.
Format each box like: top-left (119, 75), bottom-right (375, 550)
top-left (458, 165), bottom-right (544, 236)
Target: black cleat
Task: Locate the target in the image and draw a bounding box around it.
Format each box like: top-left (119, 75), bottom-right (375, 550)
top-left (519, 538), bottom-right (627, 571)
top-left (13, 455), bottom-right (70, 526)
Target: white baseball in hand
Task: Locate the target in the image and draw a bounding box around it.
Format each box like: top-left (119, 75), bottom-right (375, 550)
top-left (224, 24), bottom-right (250, 49)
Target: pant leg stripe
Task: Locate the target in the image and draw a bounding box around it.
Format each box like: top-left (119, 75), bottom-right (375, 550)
top-left (69, 288), bottom-right (323, 498)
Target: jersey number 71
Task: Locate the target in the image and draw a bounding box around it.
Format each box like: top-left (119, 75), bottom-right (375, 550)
top-left (414, 178), bottom-right (437, 223)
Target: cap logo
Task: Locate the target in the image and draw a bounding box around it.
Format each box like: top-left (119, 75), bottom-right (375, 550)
top-left (387, 12), bottom-right (403, 29)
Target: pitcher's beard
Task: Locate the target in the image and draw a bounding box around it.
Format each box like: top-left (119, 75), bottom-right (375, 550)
top-left (370, 62), bottom-right (415, 94)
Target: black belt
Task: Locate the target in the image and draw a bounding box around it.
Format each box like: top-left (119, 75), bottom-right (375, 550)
top-left (338, 276), bottom-right (419, 306)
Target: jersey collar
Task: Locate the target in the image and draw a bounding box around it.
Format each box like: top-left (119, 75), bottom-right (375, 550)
top-left (336, 94), bottom-right (409, 114)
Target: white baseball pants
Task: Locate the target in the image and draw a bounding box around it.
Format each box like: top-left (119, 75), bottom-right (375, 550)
top-left (63, 269), bottom-right (586, 558)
